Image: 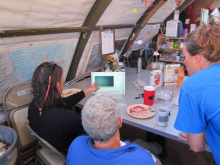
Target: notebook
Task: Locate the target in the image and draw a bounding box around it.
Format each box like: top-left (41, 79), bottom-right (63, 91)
top-left (91, 72), bottom-right (125, 100)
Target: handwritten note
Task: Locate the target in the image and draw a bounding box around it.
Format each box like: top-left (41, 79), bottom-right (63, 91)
top-left (101, 29), bottom-right (115, 55)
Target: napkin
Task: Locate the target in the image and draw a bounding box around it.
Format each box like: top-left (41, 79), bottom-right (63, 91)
top-left (132, 79), bottom-right (146, 90)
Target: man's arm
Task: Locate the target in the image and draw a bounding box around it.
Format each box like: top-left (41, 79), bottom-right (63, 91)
top-left (178, 132), bottom-right (208, 152)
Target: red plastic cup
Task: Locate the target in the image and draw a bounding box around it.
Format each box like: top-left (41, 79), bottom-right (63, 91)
top-left (144, 86), bottom-right (155, 106)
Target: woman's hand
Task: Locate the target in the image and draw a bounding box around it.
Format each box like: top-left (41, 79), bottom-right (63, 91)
top-left (83, 81), bottom-right (100, 95)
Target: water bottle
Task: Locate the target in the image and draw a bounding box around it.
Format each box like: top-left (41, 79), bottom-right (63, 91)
top-left (137, 57), bottom-right (142, 73)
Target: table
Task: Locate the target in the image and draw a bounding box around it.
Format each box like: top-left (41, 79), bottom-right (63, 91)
top-left (64, 67), bottom-right (210, 151)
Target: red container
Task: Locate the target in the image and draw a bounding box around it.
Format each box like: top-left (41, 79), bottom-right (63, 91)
top-left (144, 86), bottom-right (155, 106)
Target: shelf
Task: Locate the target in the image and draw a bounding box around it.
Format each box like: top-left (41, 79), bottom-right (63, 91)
top-left (159, 59), bottom-right (184, 64)
top-left (157, 37), bottom-right (185, 40)
top-left (157, 37), bottom-right (185, 66)
top-left (160, 48), bottom-right (183, 51)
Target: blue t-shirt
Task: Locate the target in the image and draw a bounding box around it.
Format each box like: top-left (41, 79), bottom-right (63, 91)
top-left (174, 63), bottom-right (220, 165)
top-left (67, 136), bottom-right (156, 165)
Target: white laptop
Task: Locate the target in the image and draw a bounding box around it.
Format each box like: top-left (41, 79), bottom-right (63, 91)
top-left (91, 72), bottom-right (125, 100)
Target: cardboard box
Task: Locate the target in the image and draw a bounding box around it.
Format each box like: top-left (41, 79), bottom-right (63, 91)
top-left (164, 64), bottom-right (181, 86)
top-left (150, 70), bottom-right (162, 87)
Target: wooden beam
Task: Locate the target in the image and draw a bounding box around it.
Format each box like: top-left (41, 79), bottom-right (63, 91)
top-left (66, 0), bottom-right (112, 81)
top-left (0, 24), bottom-right (135, 38)
top-left (121, 0), bottom-right (167, 55)
top-left (0, 27), bottom-right (88, 38)
top-left (94, 24), bottom-right (135, 30)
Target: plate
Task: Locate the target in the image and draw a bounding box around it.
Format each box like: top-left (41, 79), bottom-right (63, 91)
top-left (61, 88), bottom-right (81, 98)
top-left (126, 104), bottom-right (156, 119)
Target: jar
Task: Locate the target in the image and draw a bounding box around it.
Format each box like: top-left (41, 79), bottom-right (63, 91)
top-left (174, 42), bottom-right (178, 48)
top-left (112, 64), bottom-right (121, 71)
top-left (166, 40), bottom-right (170, 48)
top-left (177, 67), bottom-right (184, 88)
top-left (170, 40), bottom-right (174, 48)
top-left (180, 42), bottom-right (184, 49)
top-left (118, 62), bottom-right (125, 72)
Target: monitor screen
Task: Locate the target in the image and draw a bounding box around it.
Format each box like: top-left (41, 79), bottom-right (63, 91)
top-left (91, 72), bottom-right (125, 94)
top-left (95, 76), bottom-right (114, 87)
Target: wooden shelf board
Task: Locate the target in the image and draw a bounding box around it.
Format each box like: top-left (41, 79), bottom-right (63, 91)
top-left (160, 48), bottom-right (183, 51)
top-left (157, 37), bottom-right (185, 40)
top-left (159, 59), bottom-right (184, 64)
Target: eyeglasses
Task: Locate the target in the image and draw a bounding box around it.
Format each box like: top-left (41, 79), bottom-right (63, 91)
top-left (51, 63), bottom-right (56, 76)
top-left (50, 61), bottom-right (56, 76)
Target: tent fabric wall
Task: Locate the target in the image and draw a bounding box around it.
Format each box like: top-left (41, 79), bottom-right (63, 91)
top-left (148, 0), bottom-right (179, 23)
top-left (0, 0), bottom-right (95, 30)
top-left (97, 0), bottom-right (154, 26)
top-left (0, 33), bottom-right (80, 47)
top-left (76, 28), bottom-right (133, 77)
top-left (0, 0), bottom-right (180, 30)
top-left (131, 24), bottom-right (160, 51)
top-left (0, 0), bottom-right (183, 105)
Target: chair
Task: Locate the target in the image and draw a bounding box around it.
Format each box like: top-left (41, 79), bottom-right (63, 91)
top-left (3, 81), bottom-right (33, 127)
top-left (25, 123), bottom-right (66, 165)
top-left (9, 107), bottom-right (38, 165)
top-left (3, 81), bottom-right (37, 165)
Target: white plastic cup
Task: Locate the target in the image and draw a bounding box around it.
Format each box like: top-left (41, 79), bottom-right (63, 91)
top-left (156, 107), bottom-right (170, 127)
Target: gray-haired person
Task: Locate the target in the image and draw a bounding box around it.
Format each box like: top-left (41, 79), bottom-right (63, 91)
top-left (67, 94), bottom-right (161, 165)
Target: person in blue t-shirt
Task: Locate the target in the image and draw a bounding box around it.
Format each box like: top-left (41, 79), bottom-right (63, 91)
top-left (67, 94), bottom-right (161, 165)
top-left (174, 21), bottom-right (220, 165)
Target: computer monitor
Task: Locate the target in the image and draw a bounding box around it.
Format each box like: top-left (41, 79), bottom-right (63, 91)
top-left (91, 72), bottom-right (125, 95)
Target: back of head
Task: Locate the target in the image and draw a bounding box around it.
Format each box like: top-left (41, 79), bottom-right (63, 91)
top-left (184, 21), bottom-right (220, 62)
top-left (82, 94), bottom-right (119, 142)
top-left (32, 61), bottom-right (63, 109)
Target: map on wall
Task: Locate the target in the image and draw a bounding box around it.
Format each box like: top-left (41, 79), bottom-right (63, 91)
top-left (0, 43), bottom-right (74, 104)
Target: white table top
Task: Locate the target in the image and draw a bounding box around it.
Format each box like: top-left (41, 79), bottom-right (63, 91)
top-left (64, 67), bottom-right (211, 152)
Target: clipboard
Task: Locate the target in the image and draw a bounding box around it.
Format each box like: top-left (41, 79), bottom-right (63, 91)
top-left (100, 29), bottom-right (115, 56)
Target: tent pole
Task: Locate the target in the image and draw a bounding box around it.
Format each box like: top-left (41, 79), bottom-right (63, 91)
top-left (121, 0), bottom-right (167, 56)
top-left (66, 0), bottom-right (112, 81)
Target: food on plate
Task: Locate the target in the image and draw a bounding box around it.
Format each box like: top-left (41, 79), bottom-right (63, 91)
top-left (129, 106), bottom-right (149, 117)
top-left (126, 104), bottom-right (155, 118)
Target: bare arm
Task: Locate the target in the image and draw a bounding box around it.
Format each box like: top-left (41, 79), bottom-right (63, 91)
top-left (83, 81), bottom-right (100, 95)
top-left (178, 132), bottom-right (208, 152)
top-left (156, 161), bottom-right (161, 165)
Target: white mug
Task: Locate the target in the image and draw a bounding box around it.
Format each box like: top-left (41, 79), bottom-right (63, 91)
top-left (156, 107), bottom-right (170, 127)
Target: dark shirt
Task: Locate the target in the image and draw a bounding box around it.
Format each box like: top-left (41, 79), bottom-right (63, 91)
top-left (28, 91), bottom-right (85, 151)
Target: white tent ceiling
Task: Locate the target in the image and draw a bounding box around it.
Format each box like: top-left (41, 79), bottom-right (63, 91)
top-left (0, 0), bottom-right (179, 31)
top-left (0, 0), bottom-right (95, 30)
